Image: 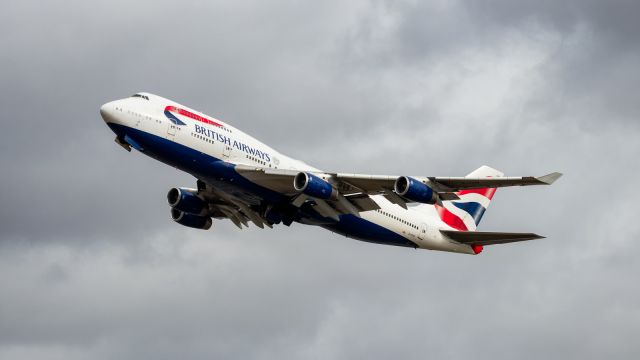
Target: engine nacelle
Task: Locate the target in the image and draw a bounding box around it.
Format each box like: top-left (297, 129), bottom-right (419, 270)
top-left (294, 172), bottom-right (336, 199)
top-left (394, 176), bottom-right (437, 204)
top-left (167, 187), bottom-right (208, 216)
top-left (171, 208), bottom-right (212, 230)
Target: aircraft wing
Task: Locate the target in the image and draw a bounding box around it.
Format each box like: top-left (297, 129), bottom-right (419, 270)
top-left (426, 172), bottom-right (563, 191)
top-left (233, 166), bottom-right (302, 195)
top-left (328, 172), bottom-right (560, 207)
top-left (236, 165), bottom-right (561, 193)
top-left (440, 230), bottom-right (545, 246)
top-left (232, 164), bottom-right (561, 219)
top-left (335, 172), bottom-right (562, 193)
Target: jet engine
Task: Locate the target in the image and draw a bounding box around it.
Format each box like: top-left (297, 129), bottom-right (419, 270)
top-left (167, 187), bottom-right (208, 216)
top-left (171, 208), bottom-right (212, 230)
top-left (394, 176), bottom-right (437, 204)
top-left (294, 172), bottom-right (336, 199)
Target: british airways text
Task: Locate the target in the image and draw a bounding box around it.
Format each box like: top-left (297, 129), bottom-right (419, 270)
top-left (194, 124), bottom-right (271, 162)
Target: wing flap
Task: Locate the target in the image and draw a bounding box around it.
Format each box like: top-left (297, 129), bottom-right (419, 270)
top-left (382, 190), bottom-right (408, 209)
top-left (440, 230), bottom-right (545, 246)
top-left (312, 199), bottom-right (341, 221)
top-left (346, 193), bottom-right (381, 212)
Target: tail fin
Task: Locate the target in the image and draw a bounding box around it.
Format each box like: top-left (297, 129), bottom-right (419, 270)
top-left (434, 165), bottom-right (503, 231)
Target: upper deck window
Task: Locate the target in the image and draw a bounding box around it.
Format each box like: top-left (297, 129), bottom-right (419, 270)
top-left (131, 94), bottom-right (149, 100)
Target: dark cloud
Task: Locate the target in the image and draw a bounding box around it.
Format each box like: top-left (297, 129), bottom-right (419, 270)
top-left (1, 0), bottom-right (639, 359)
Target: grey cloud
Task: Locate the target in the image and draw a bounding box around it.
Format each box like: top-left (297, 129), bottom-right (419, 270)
top-left (1, 0), bottom-right (640, 359)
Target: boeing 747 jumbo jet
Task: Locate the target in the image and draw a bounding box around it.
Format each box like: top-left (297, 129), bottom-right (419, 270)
top-left (100, 93), bottom-right (561, 255)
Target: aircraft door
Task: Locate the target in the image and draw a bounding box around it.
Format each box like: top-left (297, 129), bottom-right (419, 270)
top-left (418, 223), bottom-right (427, 241)
top-left (222, 144), bottom-right (231, 158)
top-left (167, 123), bottom-right (177, 138)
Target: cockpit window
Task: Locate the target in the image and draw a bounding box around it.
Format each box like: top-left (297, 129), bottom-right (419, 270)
top-left (131, 94), bottom-right (149, 100)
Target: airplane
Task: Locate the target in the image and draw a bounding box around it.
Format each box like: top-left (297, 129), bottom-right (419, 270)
top-left (99, 92), bottom-right (561, 255)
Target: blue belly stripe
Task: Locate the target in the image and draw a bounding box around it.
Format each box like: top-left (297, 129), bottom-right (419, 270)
top-left (322, 215), bottom-right (417, 248)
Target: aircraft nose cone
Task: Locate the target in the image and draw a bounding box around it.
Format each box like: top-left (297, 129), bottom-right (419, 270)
top-left (99, 102), bottom-right (117, 123)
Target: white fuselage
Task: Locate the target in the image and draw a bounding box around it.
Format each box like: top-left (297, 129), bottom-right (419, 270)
top-left (100, 93), bottom-right (475, 254)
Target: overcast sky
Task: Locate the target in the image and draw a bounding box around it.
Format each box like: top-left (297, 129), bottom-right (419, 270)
top-left (1, 0), bottom-right (639, 359)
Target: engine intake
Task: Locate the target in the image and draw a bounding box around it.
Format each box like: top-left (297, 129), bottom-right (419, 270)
top-left (294, 172), bottom-right (336, 199)
top-left (167, 187), bottom-right (208, 216)
top-left (171, 208), bottom-right (212, 230)
top-left (394, 176), bottom-right (437, 204)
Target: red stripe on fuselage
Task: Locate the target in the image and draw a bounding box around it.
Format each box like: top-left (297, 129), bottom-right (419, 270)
top-left (434, 204), bottom-right (468, 231)
top-left (165, 106), bottom-right (223, 127)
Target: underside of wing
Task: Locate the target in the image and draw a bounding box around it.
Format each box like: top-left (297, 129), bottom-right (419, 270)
top-left (233, 165), bottom-right (301, 195)
top-left (440, 230), bottom-right (545, 246)
top-left (332, 173), bottom-right (397, 194)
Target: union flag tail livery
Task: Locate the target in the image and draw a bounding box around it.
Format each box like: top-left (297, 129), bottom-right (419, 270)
top-left (100, 92), bottom-right (562, 255)
top-left (435, 166), bottom-right (502, 232)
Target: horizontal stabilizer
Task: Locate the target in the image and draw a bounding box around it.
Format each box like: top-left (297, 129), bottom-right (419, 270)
top-left (440, 230), bottom-right (545, 246)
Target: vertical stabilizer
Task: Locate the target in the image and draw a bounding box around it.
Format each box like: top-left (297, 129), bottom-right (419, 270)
top-left (434, 165), bottom-right (503, 231)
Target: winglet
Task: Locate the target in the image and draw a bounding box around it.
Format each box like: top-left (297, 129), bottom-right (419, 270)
top-left (536, 172), bottom-right (563, 185)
